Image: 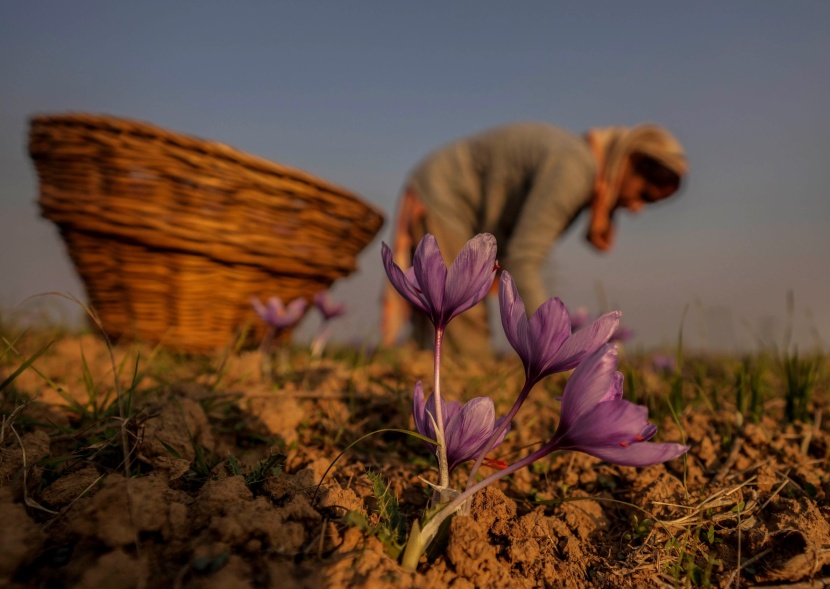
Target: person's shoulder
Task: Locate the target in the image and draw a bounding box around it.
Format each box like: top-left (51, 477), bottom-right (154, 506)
top-left (475, 122), bottom-right (583, 147)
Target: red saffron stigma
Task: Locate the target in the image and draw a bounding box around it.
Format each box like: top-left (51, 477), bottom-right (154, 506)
top-left (482, 457), bottom-right (508, 470)
top-left (493, 262), bottom-right (500, 271)
top-left (619, 441), bottom-right (629, 447)
top-left (634, 434), bottom-right (645, 441)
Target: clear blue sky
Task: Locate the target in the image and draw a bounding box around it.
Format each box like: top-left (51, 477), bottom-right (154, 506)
top-left (2, 1), bottom-right (828, 351)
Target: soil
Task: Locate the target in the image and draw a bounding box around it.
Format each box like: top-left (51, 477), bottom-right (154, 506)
top-left (1, 333), bottom-right (829, 588)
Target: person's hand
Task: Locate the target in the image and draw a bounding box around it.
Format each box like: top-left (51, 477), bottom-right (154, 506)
top-left (587, 217), bottom-right (615, 251)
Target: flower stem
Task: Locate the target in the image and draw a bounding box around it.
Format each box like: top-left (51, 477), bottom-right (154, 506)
top-left (400, 518), bottom-right (426, 571)
top-left (310, 323), bottom-right (331, 357)
top-left (407, 439), bottom-right (558, 569)
top-left (433, 327), bottom-right (450, 491)
top-left (259, 327), bottom-right (276, 382)
top-left (465, 379), bottom-right (535, 489)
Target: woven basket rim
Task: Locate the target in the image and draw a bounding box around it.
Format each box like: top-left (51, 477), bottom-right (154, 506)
top-left (29, 111), bottom-right (384, 218)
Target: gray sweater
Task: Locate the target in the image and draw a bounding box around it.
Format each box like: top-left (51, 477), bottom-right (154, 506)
top-left (408, 122), bottom-right (596, 313)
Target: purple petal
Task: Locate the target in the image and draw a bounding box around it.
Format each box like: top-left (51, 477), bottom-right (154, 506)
top-left (442, 398), bottom-right (463, 425)
top-left (403, 267), bottom-right (426, 301)
top-left (651, 354), bottom-right (676, 374)
top-left (528, 297), bottom-right (570, 350)
top-left (382, 242), bottom-right (429, 314)
top-left (560, 399), bottom-right (650, 447)
top-left (267, 296), bottom-right (286, 319)
top-left (252, 297), bottom-right (269, 321)
top-left (420, 390), bottom-right (461, 438)
top-left (600, 372), bottom-right (624, 404)
top-left (543, 344), bottom-right (690, 468)
top-left (498, 274), bottom-right (620, 383)
top-left (553, 395), bottom-right (690, 468)
top-left (443, 234), bottom-right (497, 320)
top-left (577, 442), bottom-right (690, 468)
top-left (449, 273), bottom-right (495, 320)
top-left (558, 345), bottom-right (618, 430)
top-left (412, 235), bottom-right (448, 321)
top-left (610, 324), bottom-right (635, 343)
top-left (252, 295), bottom-right (307, 329)
top-left (640, 423), bottom-right (658, 441)
top-left (313, 291), bottom-right (346, 320)
top-left (413, 381), bottom-right (428, 437)
top-left (526, 297), bottom-right (571, 373)
top-left (445, 397), bottom-right (496, 470)
top-left (499, 272), bottom-right (532, 363)
top-left (263, 297), bottom-right (306, 329)
top-left (541, 310), bottom-right (621, 374)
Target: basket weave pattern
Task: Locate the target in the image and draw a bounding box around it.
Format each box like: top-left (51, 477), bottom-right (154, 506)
top-left (30, 113), bottom-right (384, 352)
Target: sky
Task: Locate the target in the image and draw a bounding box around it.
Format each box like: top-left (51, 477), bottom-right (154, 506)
top-left (1, 2), bottom-right (828, 353)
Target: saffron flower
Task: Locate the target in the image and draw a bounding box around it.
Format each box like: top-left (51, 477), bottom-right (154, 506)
top-left (467, 272), bottom-right (622, 486)
top-left (313, 291), bottom-right (346, 321)
top-left (610, 324), bottom-right (635, 344)
top-left (404, 344), bottom-right (689, 570)
top-left (381, 233), bottom-right (497, 330)
top-left (252, 296), bottom-right (308, 381)
top-left (413, 382), bottom-right (509, 473)
top-left (651, 353), bottom-right (677, 375)
top-left (310, 291), bottom-right (346, 356)
top-left (251, 296), bottom-right (307, 330)
top-left (499, 272), bottom-right (621, 385)
top-left (546, 344), bottom-right (689, 466)
top-left (382, 233), bottom-right (498, 495)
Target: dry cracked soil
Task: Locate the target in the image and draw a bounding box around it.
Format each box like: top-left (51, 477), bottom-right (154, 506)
top-left (1, 333), bottom-right (829, 588)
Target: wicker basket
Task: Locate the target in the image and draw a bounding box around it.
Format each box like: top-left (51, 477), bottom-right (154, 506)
top-left (30, 113), bottom-right (385, 352)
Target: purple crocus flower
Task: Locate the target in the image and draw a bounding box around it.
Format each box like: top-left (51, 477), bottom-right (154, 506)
top-left (610, 324), bottom-right (635, 344)
top-left (309, 291), bottom-right (347, 357)
top-left (313, 291), bottom-right (346, 321)
top-left (381, 233), bottom-right (497, 330)
top-left (407, 343), bottom-right (690, 569)
top-left (413, 382), bottom-right (509, 473)
top-left (547, 344), bottom-right (689, 466)
top-left (499, 272), bottom-right (621, 385)
top-left (383, 233), bottom-right (498, 493)
top-left (251, 296), bottom-right (307, 330)
top-left (466, 273), bottom-right (622, 486)
top-left (651, 353), bottom-right (676, 375)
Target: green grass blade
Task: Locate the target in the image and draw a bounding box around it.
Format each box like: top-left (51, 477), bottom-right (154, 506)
top-left (0, 340), bottom-right (54, 392)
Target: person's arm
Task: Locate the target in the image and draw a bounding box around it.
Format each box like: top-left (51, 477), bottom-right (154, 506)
top-left (501, 157), bottom-right (593, 314)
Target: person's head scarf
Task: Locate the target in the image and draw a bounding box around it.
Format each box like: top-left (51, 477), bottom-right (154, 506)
top-left (585, 124), bottom-right (687, 249)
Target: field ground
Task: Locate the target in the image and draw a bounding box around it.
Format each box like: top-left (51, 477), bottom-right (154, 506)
top-left (1, 330), bottom-right (829, 588)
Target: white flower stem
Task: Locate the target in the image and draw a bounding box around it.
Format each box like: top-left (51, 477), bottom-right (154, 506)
top-left (310, 323), bottom-right (331, 357)
top-left (400, 518), bottom-right (426, 571)
top-left (402, 440), bottom-right (557, 571)
top-left (433, 327), bottom-right (451, 492)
